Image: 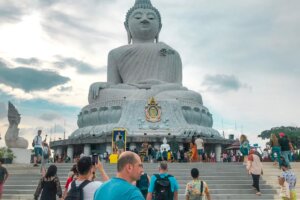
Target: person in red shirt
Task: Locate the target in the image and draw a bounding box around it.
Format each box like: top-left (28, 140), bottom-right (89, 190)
top-left (62, 164), bottom-right (78, 199)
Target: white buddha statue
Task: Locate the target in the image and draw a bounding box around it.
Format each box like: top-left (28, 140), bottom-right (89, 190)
top-left (88, 0), bottom-right (201, 104)
top-left (71, 0), bottom-right (219, 139)
top-left (160, 137), bottom-right (170, 152)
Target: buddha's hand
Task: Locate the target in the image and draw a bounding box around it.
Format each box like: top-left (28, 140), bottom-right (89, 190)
top-left (88, 82), bottom-right (110, 102)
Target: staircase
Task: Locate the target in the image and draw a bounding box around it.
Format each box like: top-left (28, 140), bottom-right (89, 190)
top-left (3, 162), bottom-right (299, 200)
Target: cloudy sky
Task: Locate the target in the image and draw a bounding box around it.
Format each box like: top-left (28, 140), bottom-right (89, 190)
top-left (0, 0), bottom-right (299, 148)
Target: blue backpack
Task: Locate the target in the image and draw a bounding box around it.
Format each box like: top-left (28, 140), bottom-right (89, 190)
top-left (240, 140), bottom-right (250, 155)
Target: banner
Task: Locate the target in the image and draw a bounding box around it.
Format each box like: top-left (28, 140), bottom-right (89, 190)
top-left (112, 128), bottom-right (127, 154)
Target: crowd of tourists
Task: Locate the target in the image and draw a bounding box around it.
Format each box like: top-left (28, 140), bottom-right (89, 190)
top-left (239, 133), bottom-right (297, 199)
top-left (32, 152), bottom-right (211, 200)
top-left (135, 137), bottom-right (216, 164)
top-left (25, 130), bottom-right (299, 199)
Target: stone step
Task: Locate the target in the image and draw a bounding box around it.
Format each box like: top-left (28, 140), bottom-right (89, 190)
top-left (3, 162), bottom-right (300, 200)
top-left (4, 183), bottom-right (279, 190)
top-left (1, 194), bottom-right (277, 200)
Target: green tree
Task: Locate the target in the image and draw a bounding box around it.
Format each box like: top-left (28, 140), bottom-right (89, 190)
top-left (258, 126), bottom-right (300, 148)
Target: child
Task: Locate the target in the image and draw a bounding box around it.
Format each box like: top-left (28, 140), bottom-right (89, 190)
top-left (278, 176), bottom-right (290, 200)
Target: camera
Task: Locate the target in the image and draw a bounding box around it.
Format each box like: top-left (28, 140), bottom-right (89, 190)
top-left (92, 154), bottom-right (99, 165)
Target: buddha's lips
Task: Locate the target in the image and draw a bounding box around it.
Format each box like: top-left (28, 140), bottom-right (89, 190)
top-left (140, 24), bottom-right (151, 29)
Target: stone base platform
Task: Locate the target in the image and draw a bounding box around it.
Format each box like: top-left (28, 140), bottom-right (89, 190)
top-left (11, 148), bottom-right (32, 164)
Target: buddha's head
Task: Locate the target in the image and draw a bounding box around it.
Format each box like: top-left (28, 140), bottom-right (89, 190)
top-left (125, 0), bottom-right (162, 44)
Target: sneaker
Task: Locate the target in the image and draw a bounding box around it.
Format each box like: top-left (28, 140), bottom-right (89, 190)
top-left (256, 192), bottom-right (261, 196)
top-left (33, 164), bottom-right (38, 167)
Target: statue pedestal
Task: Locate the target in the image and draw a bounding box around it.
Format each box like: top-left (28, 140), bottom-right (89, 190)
top-left (11, 148), bottom-right (32, 164)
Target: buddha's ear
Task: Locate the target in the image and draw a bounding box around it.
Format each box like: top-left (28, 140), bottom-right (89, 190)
top-left (155, 24), bottom-right (162, 43)
top-left (124, 22), bottom-right (132, 44)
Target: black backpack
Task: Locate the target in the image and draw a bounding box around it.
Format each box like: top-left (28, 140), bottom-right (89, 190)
top-left (153, 174), bottom-right (173, 200)
top-left (65, 180), bottom-right (90, 200)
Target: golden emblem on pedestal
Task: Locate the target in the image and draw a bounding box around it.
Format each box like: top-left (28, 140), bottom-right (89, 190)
top-left (145, 97), bottom-right (161, 122)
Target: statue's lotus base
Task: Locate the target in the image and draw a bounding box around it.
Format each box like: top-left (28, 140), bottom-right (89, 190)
top-left (72, 99), bottom-right (219, 139)
top-left (11, 148), bottom-right (32, 164)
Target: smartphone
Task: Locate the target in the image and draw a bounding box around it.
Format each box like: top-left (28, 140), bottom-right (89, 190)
top-left (92, 154), bottom-right (98, 165)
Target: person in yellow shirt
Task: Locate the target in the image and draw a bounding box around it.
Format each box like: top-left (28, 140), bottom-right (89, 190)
top-left (167, 150), bottom-right (172, 162)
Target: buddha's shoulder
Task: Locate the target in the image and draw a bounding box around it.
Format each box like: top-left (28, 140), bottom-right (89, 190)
top-left (158, 42), bottom-right (180, 55)
top-left (108, 45), bottom-right (132, 57)
top-left (158, 42), bottom-right (177, 50)
top-left (108, 42), bottom-right (179, 57)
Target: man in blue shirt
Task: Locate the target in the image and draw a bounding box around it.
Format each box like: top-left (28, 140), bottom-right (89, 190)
top-left (94, 151), bottom-right (144, 200)
top-left (147, 161), bottom-right (179, 200)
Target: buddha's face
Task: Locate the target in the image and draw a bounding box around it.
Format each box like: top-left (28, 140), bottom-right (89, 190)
top-left (128, 8), bottom-right (160, 42)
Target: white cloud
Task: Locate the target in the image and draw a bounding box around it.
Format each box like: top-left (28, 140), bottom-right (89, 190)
top-left (0, 0), bottom-right (299, 149)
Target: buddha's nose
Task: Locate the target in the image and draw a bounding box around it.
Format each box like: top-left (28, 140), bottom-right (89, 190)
top-left (141, 19), bottom-right (150, 24)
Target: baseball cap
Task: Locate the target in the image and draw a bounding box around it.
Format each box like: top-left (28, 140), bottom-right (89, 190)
top-left (279, 132), bottom-right (285, 137)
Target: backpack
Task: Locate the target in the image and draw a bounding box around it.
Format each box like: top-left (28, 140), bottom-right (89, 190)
top-left (153, 174), bottom-right (173, 200)
top-left (254, 151), bottom-right (263, 162)
top-left (240, 140), bottom-right (250, 154)
top-left (65, 180), bottom-right (90, 200)
top-left (241, 140), bottom-right (249, 149)
top-left (136, 173), bottom-right (149, 191)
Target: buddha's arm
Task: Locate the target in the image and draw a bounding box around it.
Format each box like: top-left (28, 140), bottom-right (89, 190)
top-left (175, 52), bottom-right (183, 83)
top-left (107, 50), bottom-right (122, 84)
top-left (88, 82), bottom-right (111, 103)
top-left (88, 50), bottom-right (121, 103)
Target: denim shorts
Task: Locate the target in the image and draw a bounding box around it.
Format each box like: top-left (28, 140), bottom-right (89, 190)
top-left (34, 147), bottom-right (43, 156)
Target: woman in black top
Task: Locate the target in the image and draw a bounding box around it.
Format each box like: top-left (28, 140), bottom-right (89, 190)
top-left (34, 165), bottom-right (62, 200)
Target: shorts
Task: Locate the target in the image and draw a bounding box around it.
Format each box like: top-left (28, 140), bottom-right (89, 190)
top-left (197, 149), bottom-right (203, 155)
top-left (0, 182), bottom-right (3, 193)
top-left (34, 147), bottom-right (43, 156)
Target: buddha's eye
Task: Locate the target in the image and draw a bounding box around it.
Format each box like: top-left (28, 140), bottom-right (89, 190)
top-left (147, 13), bottom-right (155, 20)
top-left (133, 13), bottom-right (142, 20)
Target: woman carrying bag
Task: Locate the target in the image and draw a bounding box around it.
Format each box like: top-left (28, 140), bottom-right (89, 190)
top-left (247, 149), bottom-right (263, 196)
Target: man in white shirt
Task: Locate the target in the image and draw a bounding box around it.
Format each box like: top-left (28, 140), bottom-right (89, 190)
top-left (195, 135), bottom-right (204, 162)
top-left (33, 130), bottom-right (43, 167)
top-left (67, 156), bottom-right (109, 200)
